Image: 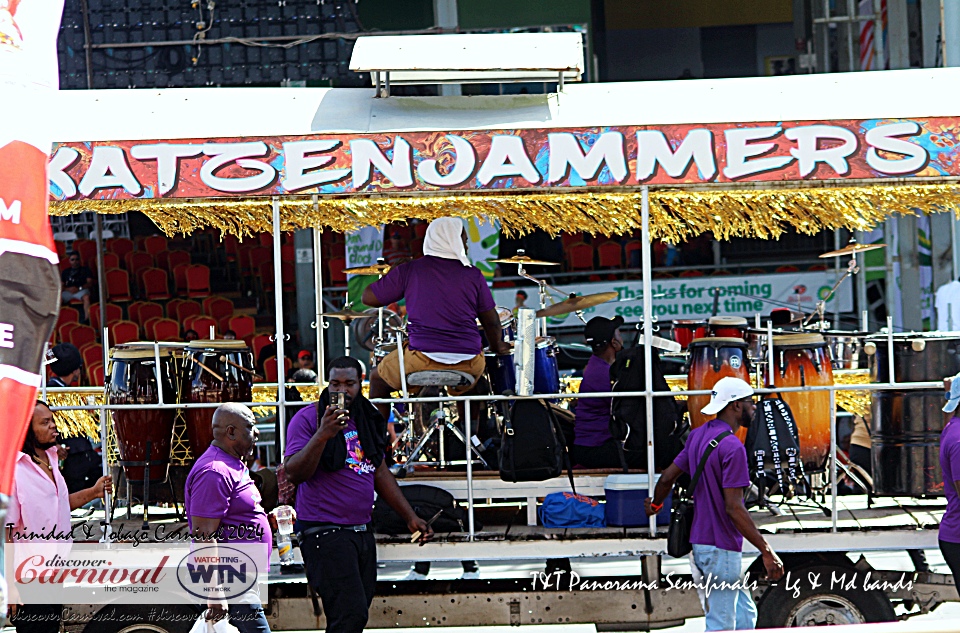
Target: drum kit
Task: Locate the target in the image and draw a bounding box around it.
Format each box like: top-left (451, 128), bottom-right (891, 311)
top-left (106, 339), bottom-right (255, 520)
top-left (669, 241), bottom-right (886, 475)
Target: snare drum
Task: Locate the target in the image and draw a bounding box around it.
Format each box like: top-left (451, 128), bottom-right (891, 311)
top-left (708, 316), bottom-right (748, 340)
top-left (772, 334), bottom-right (833, 472)
top-left (672, 320), bottom-right (708, 350)
top-left (479, 306), bottom-right (516, 348)
top-left (687, 337), bottom-right (751, 440)
top-left (534, 336), bottom-right (561, 396)
top-left (183, 339), bottom-right (254, 458)
top-left (108, 343), bottom-right (182, 482)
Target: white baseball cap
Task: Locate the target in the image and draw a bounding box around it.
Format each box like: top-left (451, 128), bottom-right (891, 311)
top-left (701, 377), bottom-right (755, 416)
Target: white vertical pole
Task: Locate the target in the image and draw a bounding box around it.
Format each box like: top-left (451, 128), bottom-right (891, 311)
top-left (640, 186), bottom-right (657, 537)
top-left (465, 399), bottom-right (474, 540)
top-left (312, 221), bottom-right (326, 384)
top-left (873, 0), bottom-right (885, 69)
top-left (272, 198), bottom-right (287, 455)
top-left (830, 388), bottom-right (837, 532)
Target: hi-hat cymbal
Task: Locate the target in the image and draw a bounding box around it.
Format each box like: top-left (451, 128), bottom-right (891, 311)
top-left (343, 263), bottom-right (392, 275)
top-left (819, 243), bottom-right (885, 259)
top-left (490, 255), bottom-right (560, 266)
top-left (536, 292), bottom-right (619, 318)
top-left (321, 309), bottom-right (375, 322)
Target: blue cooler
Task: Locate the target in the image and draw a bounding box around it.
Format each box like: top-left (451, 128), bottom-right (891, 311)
top-left (604, 474), bottom-right (672, 527)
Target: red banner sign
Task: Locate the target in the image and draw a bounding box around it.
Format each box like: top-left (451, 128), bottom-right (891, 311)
top-left (51, 117), bottom-right (952, 201)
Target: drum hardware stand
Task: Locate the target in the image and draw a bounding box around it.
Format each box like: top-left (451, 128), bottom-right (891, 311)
top-left (802, 258), bottom-right (859, 331)
top-left (395, 398), bottom-right (488, 471)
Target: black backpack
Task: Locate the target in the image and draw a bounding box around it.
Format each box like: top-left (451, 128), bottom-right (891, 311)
top-left (609, 344), bottom-right (684, 470)
top-left (372, 484), bottom-right (481, 534)
top-left (745, 395), bottom-right (806, 501)
top-left (500, 399), bottom-right (574, 486)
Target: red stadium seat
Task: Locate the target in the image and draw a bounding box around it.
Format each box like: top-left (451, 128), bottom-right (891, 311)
top-left (86, 361), bottom-right (105, 387)
top-left (143, 235), bottom-right (168, 257)
top-left (68, 324), bottom-right (97, 349)
top-left (624, 240), bottom-right (641, 267)
top-left (328, 258), bottom-right (347, 285)
top-left (58, 321), bottom-right (79, 344)
top-left (187, 315), bottom-right (217, 339)
top-left (597, 241), bottom-right (623, 269)
top-left (109, 320), bottom-right (140, 345)
top-left (566, 242), bottom-right (594, 271)
top-left (202, 296), bottom-right (235, 323)
top-left (106, 237), bottom-right (135, 262)
top-left (130, 301), bottom-right (164, 336)
top-left (172, 264), bottom-right (190, 295)
top-left (90, 302), bottom-right (123, 333)
top-left (80, 342), bottom-right (103, 370)
top-left (140, 267), bottom-right (171, 301)
top-left (175, 300), bottom-right (202, 323)
top-left (73, 239), bottom-right (98, 268)
top-left (264, 356), bottom-right (291, 383)
top-left (55, 307), bottom-right (80, 332)
top-left (226, 314), bottom-right (256, 344)
top-left (251, 333), bottom-right (272, 364)
top-left (125, 251), bottom-right (154, 280)
top-left (105, 269), bottom-right (133, 302)
top-left (161, 249), bottom-right (191, 274)
top-left (185, 265), bottom-right (211, 298)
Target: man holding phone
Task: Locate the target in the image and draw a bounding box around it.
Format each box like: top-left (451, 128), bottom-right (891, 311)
top-left (284, 356), bottom-right (430, 633)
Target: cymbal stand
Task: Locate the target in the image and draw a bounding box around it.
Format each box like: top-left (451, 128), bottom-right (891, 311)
top-left (376, 257), bottom-right (386, 348)
top-left (515, 251), bottom-right (568, 337)
top-left (802, 258), bottom-right (858, 330)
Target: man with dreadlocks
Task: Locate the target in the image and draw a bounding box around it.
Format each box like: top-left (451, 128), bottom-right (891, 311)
top-left (5, 401), bottom-right (112, 633)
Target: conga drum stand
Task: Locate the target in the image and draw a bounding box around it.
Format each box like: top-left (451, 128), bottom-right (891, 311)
top-left (118, 440), bottom-right (183, 528)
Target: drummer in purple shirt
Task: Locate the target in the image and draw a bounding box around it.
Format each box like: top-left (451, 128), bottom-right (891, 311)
top-left (184, 403), bottom-right (273, 633)
top-left (362, 217), bottom-right (511, 432)
top-left (646, 377), bottom-right (783, 631)
top-left (572, 316), bottom-right (633, 468)
top-left (939, 374), bottom-right (960, 595)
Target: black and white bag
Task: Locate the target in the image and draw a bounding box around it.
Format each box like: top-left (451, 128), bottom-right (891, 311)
top-left (499, 399), bottom-right (575, 487)
top-left (744, 395), bottom-right (806, 501)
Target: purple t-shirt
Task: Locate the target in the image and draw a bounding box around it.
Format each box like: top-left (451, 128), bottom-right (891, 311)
top-left (285, 404), bottom-right (377, 525)
top-left (184, 446), bottom-right (272, 558)
top-left (369, 256), bottom-right (495, 355)
top-left (574, 355), bottom-right (613, 447)
top-left (673, 419), bottom-right (751, 552)
top-left (940, 418), bottom-right (960, 543)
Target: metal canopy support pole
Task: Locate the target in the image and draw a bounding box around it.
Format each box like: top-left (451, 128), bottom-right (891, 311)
top-left (640, 186), bottom-right (657, 538)
top-left (94, 215), bottom-right (108, 352)
top-left (272, 198), bottom-right (288, 455)
top-left (465, 399), bottom-right (474, 540)
top-left (312, 214), bottom-right (326, 383)
top-left (830, 389), bottom-right (838, 533)
top-left (833, 230), bottom-right (842, 326)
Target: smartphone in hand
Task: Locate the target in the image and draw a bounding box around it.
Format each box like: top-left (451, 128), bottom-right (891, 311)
top-left (332, 392), bottom-right (347, 425)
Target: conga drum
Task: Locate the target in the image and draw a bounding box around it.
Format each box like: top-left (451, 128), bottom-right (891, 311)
top-left (183, 339), bottom-right (254, 458)
top-left (108, 343), bottom-right (182, 482)
top-left (772, 334), bottom-right (833, 472)
top-left (672, 320), bottom-right (707, 351)
top-left (687, 337), bottom-right (751, 441)
top-left (708, 316), bottom-right (748, 340)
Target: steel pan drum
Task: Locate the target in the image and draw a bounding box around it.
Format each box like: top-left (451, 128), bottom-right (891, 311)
top-left (108, 343), bottom-right (182, 482)
top-left (183, 339), bottom-right (254, 458)
top-left (868, 333), bottom-right (960, 496)
top-left (822, 330), bottom-right (867, 370)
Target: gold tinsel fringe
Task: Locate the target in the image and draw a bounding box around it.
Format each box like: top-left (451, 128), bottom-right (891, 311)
top-left (49, 183), bottom-right (960, 242)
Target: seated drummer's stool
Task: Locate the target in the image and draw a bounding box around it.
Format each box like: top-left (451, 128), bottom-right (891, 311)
top-left (399, 370), bottom-right (488, 471)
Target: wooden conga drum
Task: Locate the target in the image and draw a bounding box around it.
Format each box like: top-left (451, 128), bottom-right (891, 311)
top-left (183, 339), bottom-right (254, 458)
top-left (687, 337), bottom-right (751, 441)
top-left (772, 333), bottom-right (833, 472)
top-left (108, 343), bottom-right (181, 482)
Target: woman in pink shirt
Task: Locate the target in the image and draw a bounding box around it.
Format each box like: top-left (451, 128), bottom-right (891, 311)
top-left (5, 401), bottom-right (112, 633)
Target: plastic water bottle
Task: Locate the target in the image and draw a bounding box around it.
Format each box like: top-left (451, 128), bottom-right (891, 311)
top-left (272, 505), bottom-right (295, 565)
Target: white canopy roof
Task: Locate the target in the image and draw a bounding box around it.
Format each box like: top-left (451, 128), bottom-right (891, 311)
top-left (48, 67), bottom-right (960, 143)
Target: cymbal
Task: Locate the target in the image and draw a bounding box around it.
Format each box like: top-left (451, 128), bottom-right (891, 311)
top-left (343, 263), bottom-right (391, 275)
top-left (490, 255), bottom-right (560, 266)
top-left (536, 292), bottom-right (619, 318)
top-left (819, 243), bottom-right (885, 259)
top-left (321, 309), bottom-right (375, 322)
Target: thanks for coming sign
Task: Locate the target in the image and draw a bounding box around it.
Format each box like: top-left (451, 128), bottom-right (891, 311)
top-left (50, 117), bottom-right (945, 201)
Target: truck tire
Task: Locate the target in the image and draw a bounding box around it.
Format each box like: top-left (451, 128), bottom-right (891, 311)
top-left (755, 565), bottom-right (896, 627)
top-left (82, 605), bottom-right (198, 633)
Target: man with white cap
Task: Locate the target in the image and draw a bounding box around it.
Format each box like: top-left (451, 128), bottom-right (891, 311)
top-left (645, 376), bottom-right (783, 631)
top-left (939, 374), bottom-right (960, 594)
top-left (363, 218), bottom-right (510, 430)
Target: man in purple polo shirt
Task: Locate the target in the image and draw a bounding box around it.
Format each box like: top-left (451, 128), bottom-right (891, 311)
top-left (571, 316), bottom-right (631, 468)
top-left (184, 403), bottom-right (272, 633)
top-left (284, 356), bottom-right (430, 633)
top-left (939, 374), bottom-right (960, 594)
top-left (362, 217), bottom-right (510, 425)
top-left (646, 377), bottom-right (783, 631)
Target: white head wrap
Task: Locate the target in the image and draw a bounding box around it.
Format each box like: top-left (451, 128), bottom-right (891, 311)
top-left (422, 218), bottom-right (470, 266)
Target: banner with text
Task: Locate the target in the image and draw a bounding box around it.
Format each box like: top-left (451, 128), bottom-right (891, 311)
top-left (51, 116), bottom-right (953, 201)
top-left (491, 271), bottom-right (853, 328)
top-left (345, 225), bottom-right (383, 306)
